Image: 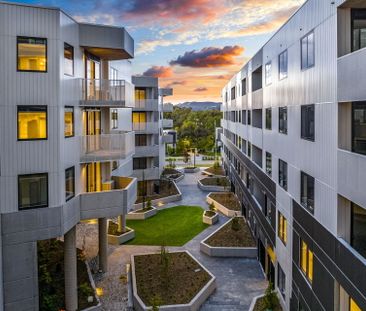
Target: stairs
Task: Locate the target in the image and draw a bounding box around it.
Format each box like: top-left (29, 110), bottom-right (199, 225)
top-left (200, 295), bottom-right (249, 311)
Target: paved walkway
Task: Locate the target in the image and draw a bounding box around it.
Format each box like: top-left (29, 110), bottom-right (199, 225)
top-left (77, 168), bottom-right (266, 311)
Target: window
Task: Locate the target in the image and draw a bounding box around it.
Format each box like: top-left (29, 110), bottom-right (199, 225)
top-left (301, 32), bottom-right (315, 70)
top-left (242, 78), bottom-right (247, 96)
top-left (300, 239), bottom-right (313, 283)
top-left (64, 43), bottom-right (74, 76)
top-left (132, 112), bottom-right (147, 123)
top-left (350, 298), bottom-right (362, 311)
top-left (248, 142), bottom-right (252, 158)
top-left (351, 9), bottom-right (366, 52)
top-left (242, 110), bottom-right (247, 125)
top-left (266, 152), bottom-right (272, 176)
top-left (301, 172), bottom-right (315, 213)
top-left (265, 61), bottom-right (272, 85)
top-left (231, 86), bottom-right (236, 100)
top-left (133, 158), bottom-right (147, 170)
top-left (18, 173), bottom-right (48, 209)
top-left (265, 108), bottom-right (272, 130)
top-left (352, 102), bottom-right (366, 155)
top-left (135, 134), bottom-right (148, 147)
top-left (17, 36), bottom-right (47, 72)
top-left (18, 106), bottom-right (47, 140)
top-left (111, 109), bottom-right (118, 129)
top-left (135, 88), bottom-right (146, 100)
top-left (279, 159), bottom-right (288, 190)
top-left (65, 167), bottom-right (75, 201)
top-left (278, 211), bottom-right (287, 245)
top-left (351, 203), bottom-right (366, 259)
top-left (301, 104), bottom-right (315, 141)
top-left (64, 107), bottom-right (74, 137)
top-left (279, 50), bottom-right (288, 80)
top-left (279, 107), bottom-right (288, 134)
top-left (278, 264), bottom-right (286, 299)
top-left (248, 110), bottom-right (251, 125)
top-left (263, 194), bottom-right (271, 220)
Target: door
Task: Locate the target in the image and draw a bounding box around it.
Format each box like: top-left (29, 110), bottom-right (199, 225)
top-left (86, 162), bottom-right (102, 192)
top-left (83, 109), bottom-right (101, 153)
top-left (85, 53), bottom-right (101, 100)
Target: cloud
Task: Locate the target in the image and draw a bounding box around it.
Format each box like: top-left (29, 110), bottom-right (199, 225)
top-left (170, 46), bottom-right (244, 68)
top-left (142, 66), bottom-right (173, 78)
top-left (165, 81), bottom-right (187, 88)
top-left (194, 87), bottom-right (208, 92)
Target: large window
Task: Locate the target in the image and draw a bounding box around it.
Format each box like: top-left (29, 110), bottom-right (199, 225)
top-left (18, 173), bottom-right (48, 209)
top-left (135, 88), bottom-right (146, 100)
top-left (17, 36), bottom-right (47, 72)
top-left (132, 112), bottom-right (147, 123)
top-left (265, 61), bottom-right (272, 85)
top-left (64, 43), bottom-right (74, 76)
top-left (242, 78), bottom-right (247, 96)
top-left (266, 152), bottom-right (272, 176)
top-left (300, 239), bottom-right (313, 283)
top-left (18, 106), bottom-right (47, 140)
top-left (133, 158), bottom-right (147, 170)
top-left (135, 134), bottom-right (148, 147)
top-left (301, 104), bottom-right (315, 141)
top-left (351, 9), bottom-right (366, 52)
top-left (279, 50), bottom-right (288, 80)
top-left (64, 107), bottom-right (74, 138)
top-left (301, 172), bottom-right (315, 213)
top-left (278, 264), bottom-right (286, 299)
top-left (279, 159), bottom-right (288, 190)
top-left (231, 86), bottom-right (236, 100)
top-left (352, 102), bottom-right (366, 155)
top-left (351, 203), bottom-right (366, 259)
top-left (301, 31), bottom-right (315, 70)
top-left (279, 107), bottom-right (288, 134)
top-left (65, 167), bottom-right (75, 201)
top-left (265, 108), bottom-right (272, 130)
top-left (278, 211), bottom-right (287, 245)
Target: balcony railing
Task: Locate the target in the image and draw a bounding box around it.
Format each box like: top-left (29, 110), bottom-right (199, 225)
top-left (132, 122), bottom-right (159, 133)
top-left (135, 145), bottom-right (160, 157)
top-left (80, 132), bottom-right (135, 162)
top-left (163, 103), bottom-right (174, 112)
top-left (132, 167), bottom-right (160, 180)
top-left (134, 99), bottom-right (159, 110)
top-left (80, 79), bottom-right (135, 107)
top-left (162, 134), bottom-right (174, 144)
top-left (162, 119), bottom-right (173, 128)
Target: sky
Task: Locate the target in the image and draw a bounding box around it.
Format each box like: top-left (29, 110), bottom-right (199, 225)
top-left (15, 0), bottom-right (305, 104)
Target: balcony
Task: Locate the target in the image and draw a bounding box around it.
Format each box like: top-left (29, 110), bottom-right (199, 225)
top-left (135, 145), bottom-right (160, 157)
top-left (132, 122), bottom-right (159, 133)
top-left (162, 133), bottom-right (174, 144)
top-left (163, 103), bottom-right (174, 112)
top-left (134, 99), bottom-right (159, 111)
top-left (132, 167), bottom-right (160, 181)
top-left (80, 132), bottom-right (135, 163)
top-left (80, 177), bottom-right (137, 219)
top-left (80, 79), bottom-right (135, 107)
top-left (162, 119), bottom-right (173, 128)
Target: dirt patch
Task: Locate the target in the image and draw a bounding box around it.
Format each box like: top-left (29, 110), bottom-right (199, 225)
top-left (205, 166), bottom-right (225, 176)
top-left (253, 296), bottom-right (283, 311)
top-left (200, 177), bottom-right (229, 187)
top-left (136, 180), bottom-right (179, 204)
top-left (134, 252), bottom-right (212, 306)
top-left (108, 222), bottom-right (131, 236)
top-left (209, 192), bottom-right (241, 211)
top-left (205, 218), bottom-right (256, 247)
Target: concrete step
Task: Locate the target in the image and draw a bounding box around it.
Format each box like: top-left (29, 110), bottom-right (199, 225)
top-left (200, 304), bottom-right (245, 311)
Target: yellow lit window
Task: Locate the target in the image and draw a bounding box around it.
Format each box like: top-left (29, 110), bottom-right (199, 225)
top-left (301, 240), bottom-right (308, 274)
top-left (135, 89), bottom-right (146, 100)
top-left (300, 239), bottom-right (314, 284)
top-left (64, 107), bottom-right (74, 137)
top-left (350, 298), bottom-right (362, 311)
top-left (17, 37), bottom-right (47, 72)
top-left (132, 112), bottom-right (146, 123)
top-left (278, 212), bottom-right (287, 245)
top-left (18, 106), bottom-right (47, 140)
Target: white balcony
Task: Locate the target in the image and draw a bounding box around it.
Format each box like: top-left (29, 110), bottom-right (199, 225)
top-left (135, 145), bottom-right (160, 157)
top-left (80, 79), bottom-right (135, 107)
top-left (132, 167), bottom-right (160, 181)
top-left (132, 122), bottom-right (159, 133)
top-left (162, 134), bottom-right (174, 144)
top-left (162, 119), bottom-right (173, 128)
top-left (80, 132), bottom-right (135, 163)
top-left (163, 103), bottom-right (174, 112)
top-left (134, 99), bottom-right (159, 111)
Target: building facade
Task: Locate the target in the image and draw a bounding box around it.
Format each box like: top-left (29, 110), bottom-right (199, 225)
top-left (0, 2), bottom-right (137, 310)
top-left (220, 0), bottom-right (366, 310)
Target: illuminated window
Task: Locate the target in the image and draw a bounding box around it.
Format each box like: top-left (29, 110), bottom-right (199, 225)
top-left (300, 239), bottom-right (313, 283)
top-left (18, 106), bottom-right (47, 140)
top-left (18, 173), bottom-right (48, 209)
top-left (64, 43), bottom-right (74, 76)
top-left (350, 298), bottom-right (362, 311)
top-left (132, 112), bottom-right (146, 123)
top-left (278, 212), bottom-right (287, 245)
top-left (64, 107), bottom-right (74, 137)
top-left (135, 88), bottom-right (146, 100)
top-left (17, 37), bottom-right (47, 72)
top-left (65, 167), bottom-right (75, 201)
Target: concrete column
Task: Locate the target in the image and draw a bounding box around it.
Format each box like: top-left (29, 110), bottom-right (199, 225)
top-left (117, 215), bottom-right (126, 232)
top-left (99, 218), bottom-right (108, 272)
top-left (64, 226), bottom-right (78, 311)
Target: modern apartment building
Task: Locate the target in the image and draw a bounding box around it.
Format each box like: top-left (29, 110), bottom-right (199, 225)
top-left (0, 2), bottom-right (137, 310)
top-left (220, 0), bottom-right (366, 310)
top-left (131, 75), bottom-right (173, 196)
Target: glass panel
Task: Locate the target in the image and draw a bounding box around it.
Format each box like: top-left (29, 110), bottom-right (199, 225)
top-left (64, 107), bottom-right (74, 137)
top-left (279, 107), bottom-right (287, 134)
top-left (266, 108), bottom-right (272, 130)
top-left (351, 203), bottom-right (366, 259)
top-left (301, 36), bottom-right (308, 69)
top-left (18, 106), bottom-right (47, 140)
top-left (352, 102), bottom-right (366, 155)
top-left (307, 32), bottom-right (315, 68)
top-left (308, 250), bottom-right (313, 282)
top-left (352, 9), bottom-right (366, 52)
top-left (18, 174), bottom-right (48, 209)
top-left (350, 298), bottom-right (362, 311)
top-left (64, 43), bottom-right (74, 76)
top-left (266, 152), bottom-right (272, 176)
top-left (279, 50), bottom-right (288, 80)
top-left (17, 37), bottom-right (47, 72)
top-left (265, 62), bottom-right (272, 85)
top-left (86, 162), bottom-right (102, 192)
top-left (65, 167), bottom-right (75, 201)
top-left (300, 240), bottom-right (308, 274)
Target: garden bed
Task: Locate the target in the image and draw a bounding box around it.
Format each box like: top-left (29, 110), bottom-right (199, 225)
top-left (38, 239), bottom-right (99, 311)
top-left (126, 206), bottom-right (158, 220)
top-left (131, 251), bottom-right (216, 311)
top-left (184, 167), bottom-right (200, 173)
top-left (107, 221), bottom-right (135, 245)
top-left (202, 166), bottom-right (225, 176)
top-left (206, 192), bottom-right (241, 217)
top-left (202, 210), bottom-right (219, 225)
top-left (249, 292), bottom-right (283, 311)
top-left (198, 177), bottom-right (229, 192)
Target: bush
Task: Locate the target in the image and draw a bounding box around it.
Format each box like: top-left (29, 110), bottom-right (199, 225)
top-left (146, 199), bottom-right (152, 210)
top-left (79, 282), bottom-right (94, 298)
top-left (209, 203), bottom-right (215, 212)
top-left (263, 282), bottom-right (277, 309)
top-left (231, 217), bottom-right (240, 231)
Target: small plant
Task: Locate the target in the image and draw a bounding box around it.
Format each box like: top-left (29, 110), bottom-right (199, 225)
top-left (150, 294), bottom-right (163, 311)
top-left (78, 282), bottom-right (94, 298)
top-left (231, 215), bottom-right (240, 231)
top-left (146, 198), bottom-right (152, 211)
top-left (213, 161), bottom-right (220, 169)
top-left (263, 282), bottom-right (277, 310)
top-left (209, 202), bottom-right (215, 212)
top-left (159, 245), bottom-right (170, 290)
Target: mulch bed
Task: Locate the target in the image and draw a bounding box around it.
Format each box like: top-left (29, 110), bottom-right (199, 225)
top-left (209, 192), bottom-right (241, 211)
top-left (136, 180), bottom-right (179, 204)
top-left (204, 211), bottom-right (217, 217)
top-left (200, 177), bottom-right (230, 187)
top-left (134, 252), bottom-right (211, 306)
top-left (162, 168), bottom-right (181, 175)
top-left (205, 166), bottom-right (225, 176)
top-left (108, 221), bottom-right (131, 236)
top-left (253, 296), bottom-right (283, 311)
top-left (205, 218), bottom-right (256, 247)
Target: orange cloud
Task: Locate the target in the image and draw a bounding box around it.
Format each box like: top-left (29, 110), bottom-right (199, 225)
top-left (142, 66), bottom-right (173, 78)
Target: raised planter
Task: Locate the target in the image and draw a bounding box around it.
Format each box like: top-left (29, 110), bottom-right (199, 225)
top-left (83, 262), bottom-right (102, 311)
top-left (202, 211), bottom-right (219, 225)
top-left (197, 178), bottom-right (227, 192)
top-left (107, 222), bottom-right (135, 245)
top-left (184, 167), bottom-right (200, 173)
top-left (248, 291), bottom-right (284, 311)
top-left (206, 192), bottom-right (242, 217)
top-left (131, 250), bottom-right (216, 311)
top-left (126, 206), bottom-right (158, 220)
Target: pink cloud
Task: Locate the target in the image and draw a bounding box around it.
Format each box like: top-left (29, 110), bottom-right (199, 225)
top-left (142, 66), bottom-right (173, 78)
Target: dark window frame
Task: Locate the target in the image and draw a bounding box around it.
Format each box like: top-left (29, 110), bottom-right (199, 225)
top-left (278, 159), bottom-right (288, 190)
top-left (17, 36), bottom-right (48, 73)
top-left (351, 9), bottom-right (366, 53)
top-left (278, 263), bottom-right (286, 299)
top-left (265, 108), bottom-right (272, 130)
top-left (351, 202), bottom-right (366, 259)
top-left (18, 173), bottom-right (48, 210)
top-left (17, 105), bottom-right (48, 141)
top-left (133, 157), bottom-right (147, 170)
top-left (301, 104), bottom-right (315, 141)
top-left (352, 101), bottom-right (366, 155)
top-left (64, 106), bottom-right (74, 138)
top-left (242, 78), bottom-right (247, 96)
top-left (279, 49), bottom-right (288, 80)
top-left (301, 31), bottom-right (315, 70)
top-left (65, 166), bottom-right (75, 201)
top-left (266, 152), bottom-right (272, 176)
top-left (279, 107), bottom-right (288, 135)
top-left (301, 171), bottom-right (315, 213)
top-left (64, 42), bottom-right (74, 76)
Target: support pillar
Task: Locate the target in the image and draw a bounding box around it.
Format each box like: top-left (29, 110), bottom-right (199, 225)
top-left (117, 214), bottom-right (126, 232)
top-left (64, 226), bottom-right (78, 311)
top-left (99, 218), bottom-right (108, 272)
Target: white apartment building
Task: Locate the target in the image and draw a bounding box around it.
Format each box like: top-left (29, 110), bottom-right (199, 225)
top-left (0, 2), bottom-right (138, 310)
top-left (220, 0), bottom-right (366, 310)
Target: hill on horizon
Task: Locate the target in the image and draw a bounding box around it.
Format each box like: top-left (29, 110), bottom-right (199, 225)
top-left (175, 101), bottom-right (221, 111)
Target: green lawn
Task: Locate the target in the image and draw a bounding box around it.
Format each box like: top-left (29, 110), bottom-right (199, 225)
top-left (126, 205), bottom-right (209, 246)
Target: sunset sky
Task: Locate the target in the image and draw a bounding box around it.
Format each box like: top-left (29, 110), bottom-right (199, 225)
top-left (16, 0), bottom-right (305, 103)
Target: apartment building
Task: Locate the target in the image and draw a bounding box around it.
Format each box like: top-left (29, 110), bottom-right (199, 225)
top-left (220, 0), bottom-right (366, 310)
top-left (0, 2), bottom-right (137, 310)
top-left (131, 76), bottom-right (173, 196)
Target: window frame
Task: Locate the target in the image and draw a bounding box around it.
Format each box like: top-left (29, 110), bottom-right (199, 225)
top-left (278, 211), bottom-right (287, 245)
top-left (65, 166), bottom-right (75, 202)
top-left (64, 106), bottom-right (74, 138)
top-left (301, 31), bottom-right (315, 71)
top-left (265, 108), bottom-right (272, 130)
top-left (278, 159), bottom-right (288, 190)
top-left (64, 42), bottom-right (74, 76)
top-left (351, 101), bottom-right (366, 155)
top-left (242, 78), bottom-right (247, 96)
top-left (265, 61), bottom-right (272, 86)
top-left (279, 49), bottom-right (288, 80)
top-left (277, 263), bottom-right (286, 299)
top-left (351, 9), bottom-right (366, 53)
top-left (301, 171), bottom-right (315, 213)
top-left (351, 202), bottom-right (366, 259)
top-left (17, 105), bottom-right (48, 141)
top-left (18, 172), bottom-right (49, 210)
top-left (265, 151), bottom-right (272, 176)
top-left (300, 239), bottom-right (314, 284)
top-left (278, 107), bottom-right (288, 135)
top-left (17, 36), bottom-right (48, 73)
top-left (301, 104), bottom-right (315, 141)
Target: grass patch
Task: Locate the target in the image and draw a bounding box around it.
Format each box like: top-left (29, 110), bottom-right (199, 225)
top-left (205, 218), bottom-right (255, 247)
top-left (126, 206), bottom-right (209, 246)
top-left (253, 296), bottom-right (283, 311)
top-left (134, 252), bottom-right (211, 306)
top-left (205, 166), bottom-right (225, 176)
top-left (209, 192), bottom-right (241, 211)
top-left (200, 177), bottom-right (229, 187)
